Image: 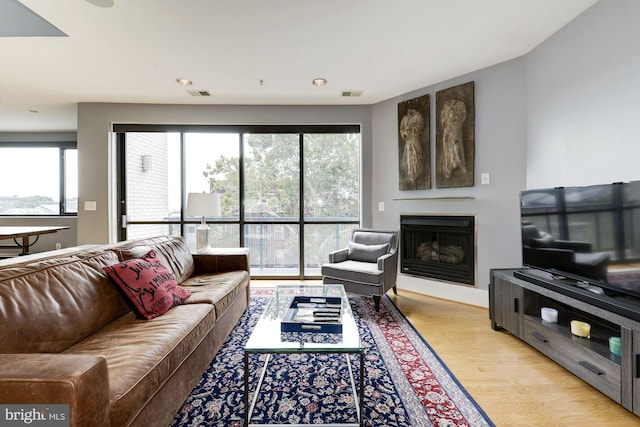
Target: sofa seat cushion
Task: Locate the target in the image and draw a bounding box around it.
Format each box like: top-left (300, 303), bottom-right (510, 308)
top-left (321, 260), bottom-right (384, 285)
top-left (63, 303), bottom-right (215, 426)
top-left (181, 270), bottom-right (250, 318)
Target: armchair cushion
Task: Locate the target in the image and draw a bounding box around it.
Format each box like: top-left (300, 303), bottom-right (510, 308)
top-left (322, 260), bottom-right (384, 285)
top-left (347, 242), bottom-right (390, 263)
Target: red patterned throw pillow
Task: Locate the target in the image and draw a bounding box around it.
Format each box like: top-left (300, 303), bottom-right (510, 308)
top-left (102, 250), bottom-right (191, 319)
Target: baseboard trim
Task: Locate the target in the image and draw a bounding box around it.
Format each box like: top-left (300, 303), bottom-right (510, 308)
top-left (397, 274), bottom-right (489, 308)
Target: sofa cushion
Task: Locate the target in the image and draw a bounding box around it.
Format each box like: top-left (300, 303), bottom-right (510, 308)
top-left (63, 303), bottom-right (216, 427)
top-left (181, 270), bottom-right (250, 318)
top-left (103, 250), bottom-right (191, 320)
top-left (114, 236), bottom-right (194, 284)
top-left (0, 250), bottom-right (130, 353)
top-left (347, 242), bottom-right (390, 263)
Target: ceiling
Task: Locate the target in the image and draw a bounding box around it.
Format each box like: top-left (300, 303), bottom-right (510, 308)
top-left (0, 0), bottom-right (598, 133)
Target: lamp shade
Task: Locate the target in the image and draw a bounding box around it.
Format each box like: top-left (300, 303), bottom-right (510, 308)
top-left (186, 192), bottom-right (221, 217)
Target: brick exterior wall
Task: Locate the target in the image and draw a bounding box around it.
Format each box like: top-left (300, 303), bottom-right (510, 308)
top-left (126, 133), bottom-right (171, 240)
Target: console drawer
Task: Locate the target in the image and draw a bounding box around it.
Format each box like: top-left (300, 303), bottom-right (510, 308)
top-left (523, 316), bottom-right (621, 403)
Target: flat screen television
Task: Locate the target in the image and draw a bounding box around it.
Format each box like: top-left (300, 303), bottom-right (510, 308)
top-left (518, 181), bottom-right (640, 299)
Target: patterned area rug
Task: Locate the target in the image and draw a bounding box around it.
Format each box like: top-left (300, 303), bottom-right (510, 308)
top-left (171, 289), bottom-right (494, 426)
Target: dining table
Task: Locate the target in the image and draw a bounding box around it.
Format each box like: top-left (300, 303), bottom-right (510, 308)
top-left (0, 225), bottom-right (70, 256)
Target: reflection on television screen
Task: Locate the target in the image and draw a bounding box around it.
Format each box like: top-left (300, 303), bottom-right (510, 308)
top-left (520, 181), bottom-right (640, 299)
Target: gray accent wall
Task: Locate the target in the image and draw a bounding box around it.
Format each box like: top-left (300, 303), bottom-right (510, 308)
top-left (371, 59), bottom-right (527, 306)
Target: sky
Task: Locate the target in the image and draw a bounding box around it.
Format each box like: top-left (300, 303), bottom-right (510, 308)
top-left (166, 132), bottom-right (241, 210)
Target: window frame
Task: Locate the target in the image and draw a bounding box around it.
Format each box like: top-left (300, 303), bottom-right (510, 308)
top-left (0, 141), bottom-right (77, 216)
top-left (114, 124), bottom-right (361, 280)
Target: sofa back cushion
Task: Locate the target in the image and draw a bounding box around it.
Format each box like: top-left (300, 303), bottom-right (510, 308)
top-left (0, 250), bottom-right (130, 353)
top-left (113, 236), bottom-right (194, 284)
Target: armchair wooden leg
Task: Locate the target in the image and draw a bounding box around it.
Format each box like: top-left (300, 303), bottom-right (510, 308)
top-left (373, 295), bottom-right (381, 312)
top-left (392, 286), bottom-right (397, 295)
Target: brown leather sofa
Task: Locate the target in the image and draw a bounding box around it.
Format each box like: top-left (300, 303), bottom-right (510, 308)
top-left (0, 235), bottom-right (250, 427)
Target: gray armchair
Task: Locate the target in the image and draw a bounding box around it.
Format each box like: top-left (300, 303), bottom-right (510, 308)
top-left (321, 228), bottom-right (398, 311)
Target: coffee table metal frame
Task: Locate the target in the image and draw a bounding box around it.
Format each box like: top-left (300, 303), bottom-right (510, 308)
top-left (243, 284), bottom-right (364, 427)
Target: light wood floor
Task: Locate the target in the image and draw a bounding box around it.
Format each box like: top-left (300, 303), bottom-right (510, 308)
top-left (387, 289), bottom-right (640, 427)
top-left (254, 281), bottom-right (640, 426)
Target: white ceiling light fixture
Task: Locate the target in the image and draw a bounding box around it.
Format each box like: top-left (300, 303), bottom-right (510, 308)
top-left (176, 78), bottom-right (193, 86)
top-left (86, 0), bottom-right (115, 8)
top-left (312, 78), bottom-right (327, 87)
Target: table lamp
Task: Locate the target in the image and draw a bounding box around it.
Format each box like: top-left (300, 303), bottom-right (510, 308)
top-left (186, 192), bottom-right (221, 252)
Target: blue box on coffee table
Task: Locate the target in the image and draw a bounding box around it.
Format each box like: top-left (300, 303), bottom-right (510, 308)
top-left (281, 296), bottom-right (343, 333)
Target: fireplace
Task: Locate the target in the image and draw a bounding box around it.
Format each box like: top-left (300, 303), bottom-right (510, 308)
top-left (400, 215), bottom-right (475, 285)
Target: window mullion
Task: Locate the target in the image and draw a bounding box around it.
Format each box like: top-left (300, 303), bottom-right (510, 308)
top-left (299, 133), bottom-right (305, 280)
top-left (239, 133), bottom-right (246, 247)
top-left (59, 148), bottom-right (65, 215)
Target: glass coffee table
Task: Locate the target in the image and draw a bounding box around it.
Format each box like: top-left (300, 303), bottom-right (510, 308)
top-left (243, 284), bottom-right (364, 427)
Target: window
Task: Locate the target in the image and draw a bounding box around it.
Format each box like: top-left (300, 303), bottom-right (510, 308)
top-left (0, 143), bottom-right (77, 216)
top-left (115, 125), bottom-right (360, 279)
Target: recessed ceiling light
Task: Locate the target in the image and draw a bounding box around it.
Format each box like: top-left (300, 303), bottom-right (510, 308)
top-left (176, 78), bottom-right (193, 86)
top-left (86, 0), bottom-right (115, 7)
top-left (312, 78), bottom-right (328, 87)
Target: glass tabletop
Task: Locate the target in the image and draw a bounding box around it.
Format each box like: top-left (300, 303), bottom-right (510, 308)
top-left (244, 284), bottom-right (362, 352)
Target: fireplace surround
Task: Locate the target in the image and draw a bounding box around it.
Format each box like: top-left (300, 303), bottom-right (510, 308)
top-left (400, 215), bottom-right (476, 285)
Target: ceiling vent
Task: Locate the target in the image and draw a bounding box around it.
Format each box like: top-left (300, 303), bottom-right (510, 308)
top-left (341, 90), bottom-right (363, 97)
top-left (187, 90), bottom-right (211, 97)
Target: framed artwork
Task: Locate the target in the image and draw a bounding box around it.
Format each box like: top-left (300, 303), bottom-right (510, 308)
top-left (398, 94), bottom-right (430, 190)
top-left (435, 81), bottom-right (475, 188)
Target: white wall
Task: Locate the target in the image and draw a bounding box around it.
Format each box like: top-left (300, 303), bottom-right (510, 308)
top-left (526, 0), bottom-right (640, 188)
top-left (371, 59), bottom-right (527, 306)
top-left (77, 104), bottom-right (372, 245)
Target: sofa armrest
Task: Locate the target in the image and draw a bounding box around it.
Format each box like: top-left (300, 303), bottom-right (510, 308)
top-left (192, 248), bottom-right (250, 274)
top-left (0, 354), bottom-right (110, 427)
top-left (328, 248), bottom-right (348, 263)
